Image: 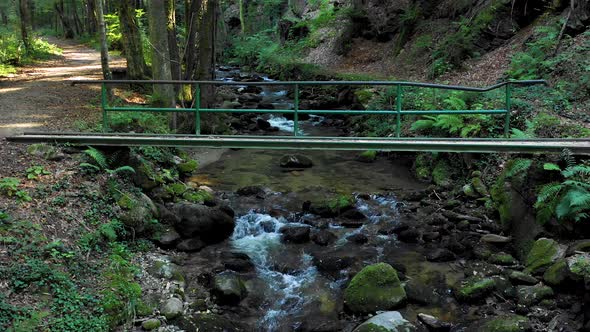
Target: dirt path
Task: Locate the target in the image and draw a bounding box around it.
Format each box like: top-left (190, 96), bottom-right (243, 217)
top-left (0, 36), bottom-right (124, 136)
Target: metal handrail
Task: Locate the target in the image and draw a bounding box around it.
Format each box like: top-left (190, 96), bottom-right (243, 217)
top-left (70, 79), bottom-right (547, 138)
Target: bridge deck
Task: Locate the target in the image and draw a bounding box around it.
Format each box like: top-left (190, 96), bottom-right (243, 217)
top-left (6, 132), bottom-right (590, 154)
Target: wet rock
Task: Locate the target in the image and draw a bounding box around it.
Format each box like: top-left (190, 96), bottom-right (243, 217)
top-left (543, 259), bottom-right (570, 286)
top-left (516, 284), bottom-right (554, 306)
top-left (236, 185), bottom-right (266, 198)
top-left (567, 240), bottom-right (590, 255)
top-left (426, 248), bottom-right (456, 262)
top-left (118, 192), bottom-right (158, 234)
top-left (176, 238), bottom-right (206, 252)
top-left (341, 208), bottom-right (367, 220)
top-left (507, 270), bottom-right (538, 285)
top-left (525, 238), bottom-right (566, 274)
top-left (155, 229), bottom-right (181, 248)
top-left (476, 315), bottom-right (530, 332)
top-left (311, 229), bottom-right (337, 246)
top-left (353, 311), bottom-right (415, 332)
top-left (312, 251), bottom-right (356, 279)
top-left (481, 234), bottom-right (512, 244)
top-left (212, 272), bottom-right (247, 305)
top-left (178, 159), bottom-right (198, 174)
top-left (566, 253), bottom-right (590, 281)
top-left (398, 228), bottom-right (421, 243)
top-left (296, 290), bottom-right (343, 332)
top-left (141, 318), bottom-right (161, 330)
top-left (280, 154), bottom-right (313, 168)
top-left (454, 277), bottom-right (496, 302)
top-left (405, 278), bottom-right (439, 305)
top-left (344, 263), bottom-right (406, 313)
top-left (222, 252), bottom-right (255, 272)
top-left (256, 118), bottom-right (272, 130)
top-left (347, 232), bottom-right (369, 244)
top-left (238, 93), bottom-right (263, 103)
top-left (280, 225), bottom-right (311, 243)
top-left (417, 313), bottom-right (451, 332)
top-left (161, 297), bottom-right (183, 320)
top-left (488, 252), bottom-right (516, 265)
top-left (172, 203), bottom-right (235, 244)
top-left (178, 313), bottom-right (243, 331)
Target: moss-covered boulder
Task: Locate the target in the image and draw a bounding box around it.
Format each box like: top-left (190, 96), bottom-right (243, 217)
top-left (344, 263), bottom-right (407, 314)
top-left (178, 159), bottom-right (198, 174)
top-left (507, 270), bottom-right (538, 285)
top-left (478, 315), bottom-right (531, 332)
top-left (414, 153), bottom-right (433, 182)
top-left (27, 144), bottom-right (62, 161)
top-left (432, 160), bottom-right (452, 187)
top-left (567, 253), bottom-right (590, 281)
top-left (471, 176), bottom-right (489, 196)
top-left (525, 238), bottom-right (565, 274)
top-left (212, 272), bottom-right (247, 305)
top-left (454, 277), bottom-right (496, 302)
top-left (353, 311), bottom-right (415, 332)
top-left (516, 284), bottom-right (554, 306)
top-left (489, 253), bottom-right (516, 265)
top-left (141, 318), bottom-right (161, 330)
top-left (543, 259), bottom-right (569, 286)
top-left (357, 150), bottom-right (377, 163)
top-left (117, 192), bottom-right (158, 233)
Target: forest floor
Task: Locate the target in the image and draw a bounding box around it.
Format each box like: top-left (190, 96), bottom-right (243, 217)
top-left (0, 36), bottom-right (125, 137)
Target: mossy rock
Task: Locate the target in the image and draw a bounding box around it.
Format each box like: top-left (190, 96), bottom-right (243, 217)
top-left (117, 193), bottom-right (137, 210)
top-left (488, 253), bottom-right (516, 265)
top-left (178, 159), bottom-right (198, 174)
top-left (479, 315), bottom-right (530, 332)
top-left (463, 184), bottom-right (478, 198)
top-left (454, 277), bottom-right (496, 302)
top-left (26, 144), bottom-right (60, 160)
top-left (357, 150), bottom-right (377, 163)
top-left (182, 190), bottom-right (213, 204)
top-left (525, 238), bottom-right (563, 274)
top-left (516, 284), bottom-right (554, 306)
top-left (353, 311), bottom-right (415, 332)
top-left (165, 183), bottom-right (188, 196)
top-left (567, 253), bottom-right (590, 280)
top-left (344, 263), bottom-right (406, 314)
top-left (543, 259), bottom-right (569, 286)
top-left (414, 153), bottom-right (433, 182)
top-left (141, 318), bottom-right (161, 330)
top-left (471, 177), bottom-right (489, 196)
top-left (432, 160), bottom-right (452, 187)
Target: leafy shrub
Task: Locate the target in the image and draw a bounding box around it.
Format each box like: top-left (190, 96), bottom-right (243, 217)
top-left (507, 25), bottom-right (560, 79)
top-left (0, 30), bottom-right (62, 75)
top-left (535, 151), bottom-right (590, 223)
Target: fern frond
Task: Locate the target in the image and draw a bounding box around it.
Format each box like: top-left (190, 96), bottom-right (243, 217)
top-left (562, 165), bottom-right (590, 179)
top-left (505, 159), bottom-right (532, 178)
top-left (543, 163), bottom-right (561, 171)
top-left (460, 123), bottom-right (482, 138)
top-left (561, 148), bottom-right (575, 169)
top-left (568, 188), bottom-right (590, 208)
top-left (511, 128), bottom-right (531, 139)
top-left (410, 119), bottom-right (435, 131)
top-left (575, 212), bottom-right (589, 222)
top-left (563, 180), bottom-right (590, 190)
top-left (84, 147), bottom-right (108, 170)
top-left (535, 182), bottom-right (563, 207)
top-left (434, 115), bottom-right (464, 134)
top-left (80, 163), bottom-right (101, 171)
top-left (536, 205), bottom-right (554, 225)
top-left (107, 166), bottom-right (136, 175)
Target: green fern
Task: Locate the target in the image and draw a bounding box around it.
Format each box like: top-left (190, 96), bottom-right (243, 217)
top-left (505, 159), bottom-right (532, 178)
top-left (80, 147), bottom-right (135, 177)
top-left (83, 147), bottom-right (109, 170)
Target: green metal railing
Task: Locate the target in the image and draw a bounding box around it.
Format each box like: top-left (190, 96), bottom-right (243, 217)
top-left (77, 79), bottom-right (547, 138)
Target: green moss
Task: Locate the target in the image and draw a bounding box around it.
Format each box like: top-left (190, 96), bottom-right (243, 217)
top-left (141, 318), bottom-right (161, 330)
top-left (471, 177), bottom-right (489, 196)
top-left (135, 300), bottom-right (154, 317)
top-left (455, 277), bottom-right (496, 302)
top-left (480, 315), bottom-right (530, 332)
top-left (117, 194), bottom-right (136, 210)
top-left (182, 190), bottom-right (213, 204)
top-left (414, 153), bottom-right (433, 181)
top-left (432, 160), bottom-right (452, 187)
top-left (568, 254), bottom-right (590, 279)
top-left (343, 263), bottom-right (406, 313)
top-left (525, 238), bottom-right (559, 274)
top-left (355, 323), bottom-right (391, 332)
top-left (490, 158), bottom-right (533, 225)
top-left (357, 150), bottom-right (377, 163)
top-left (165, 183), bottom-right (188, 196)
top-left (178, 160), bottom-right (198, 174)
top-left (489, 253), bottom-right (516, 265)
top-left (543, 259), bottom-right (568, 286)
top-left (326, 194), bottom-right (354, 212)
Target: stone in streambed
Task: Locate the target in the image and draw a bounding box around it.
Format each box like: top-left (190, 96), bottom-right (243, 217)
top-left (176, 238), bottom-right (206, 252)
top-left (525, 238), bottom-right (565, 274)
top-left (481, 234), bottom-right (511, 244)
top-left (426, 248), bottom-right (456, 262)
top-left (353, 311), bottom-right (415, 332)
top-left (280, 154), bottom-right (313, 168)
top-left (142, 318), bottom-right (161, 330)
top-left (155, 229), bottom-right (181, 248)
top-left (172, 203), bottom-right (235, 244)
top-left (344, 263), bottom-right (406, 314)
top-left (417, 313), bottom-right (451, 332)
top-left (160, 297), bottom-right (183, 320)
top-left (476, 315), bottom-right (531, 332)
top-left (311, 229), bottom-right (337, 246)
top-left (507, 270), bottom-right (538, 285)
top-left (454, 277), bottom-right (496, 302)
top-left (488, 252), bottom-right (516, 265)
top-left (516, 284), bottom-right (554, 306)
top-left (543, 259), bottom-right (569, 286)
top-left (347, 232), bottom-right (369, 244)
top-left (212, 272), bottom-right (247, 305)
top-left (280, 225), bottom-right (311, 243)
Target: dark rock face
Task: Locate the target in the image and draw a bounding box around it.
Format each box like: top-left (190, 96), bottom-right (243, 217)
top-left (311, 229), bottom-right (337, 246)
top-left (172, 203), bottom-right (235, 244)
top-left (347, 232), bottom-right (369, 244)
top-left (212, 272), bottom-right (248, 305)
top-left (236, 185), bottom-right (266, 198)
top-left (156, 229), bottom-right (181, 248)
top-left (426, 248), bottom-right (456, 262)
top-left (279, 154), bottom-right (313, 168)
top-left (176, 238), bottom-right (206, 252)
top-left (222, 252), bottom-right (255, 272)
top-left (280, 225), bottom-right (311, 243)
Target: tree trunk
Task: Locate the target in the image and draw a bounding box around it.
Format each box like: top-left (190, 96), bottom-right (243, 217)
top-left (166, 0), bottom-right (182, 129)
top-left (86, 0), bottom-right (98, 34)
top-left (18, 0), bottom-right (31, 51)
top-left (117, 0), bottom-right (148, 80)
top-left (55, 0), bottom-right (75, 38)
top-left (196, 0), bottom-right (218, 107)
top-left (96, 0), bottom-right (112, 81)
top-left (1, 8), bottom-right (8, 26)
top-left (148, 0), bottom-right (175, 108)
top-left (183, 0), bottom-right (202, 81)
top-left (239, 0), bottom-right (246, 33)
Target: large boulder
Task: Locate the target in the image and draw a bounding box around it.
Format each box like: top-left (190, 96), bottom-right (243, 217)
top-left (280, 225), bottom-right (311, 243)
top-left (212, 272), bottom-right (247, 305)
top-left (172, 203), bottom-right (235, 244)
top-left (344, 263), bottom-right (407, 314)
top-left (280, 154), bottom-right (313, 168)
top-left (353, 311), bottom-right (415, 332)
top-left (525, 238), bottom-right (566, 274)
top-left (516, 284), bottom-right (554, 306)
top-left (117, 192), bottom-right (158, 233)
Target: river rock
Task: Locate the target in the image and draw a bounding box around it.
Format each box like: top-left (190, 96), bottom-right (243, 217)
top-left (161, 297), bottom-right (184, 320)
top-left (454, 277), bottom-right (496, 302)
top-left (176, 238), bottom-right (206, 252)
top-left (488, 252), bottom-right (516, 265)
top-left (256, 118), bottom-right (272, 130)
top-left (311, 229), bottom-right (337, 246)
top-left (344, 263), bottom-right (406, 314)
top-left (353, 311), bottom-right (415, 332)
top-left (236, 185), bottom-right (266, 198)
top-left (222, 252), bottom-right (255, 272)
top-left (280, 225), bottom-right (311, 243)
top-left (405, 278), bottom-right (439, 305)
top-left (279, 154), bottom-right (313, 168)
top-left (347, 232), bottom-right (369, 244)
top-left (172, 203), bottom-right (235, 243)
top-left (398, 228), bottom-right (421, 243)
top-left (238, 93), bottom-right (263, 103)
top-left (525, 238), bottom-right (566, 274)
top-left (141, 318), bottom-right (161, 330)
top-left (481, 234), bottom-right (512, 244)
top-left (516, 284), bottom-right (554, 306)
top-left (507, 270), bottom-right (539, 285)
top-left (417, 313), bottom-right (451, 332)
top-left (212, 272), bottom-right (247, 305)
top-left (426, 248), bottom-right (456, 262)
top-left (312, 250), bottom-right (357, 280)
top-left (567, 240), bottom-right (590, 255)
top-left (155, 229), bottom-right (181, 248)
top-left (27, 143), bottom-right (64, 161)
top-left (475, 315), bottom-right (531, 332)
top-left (177, 313), bottom-right (243, 331)
top-left (567, 253), bottom-right (590, 281)
top-left (543, 259), bottom-right (570, 286)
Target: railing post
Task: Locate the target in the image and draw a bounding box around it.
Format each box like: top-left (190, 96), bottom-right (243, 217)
top-left (294, 84), bottom-right (300, 137)
top-left (195, 83), bottom-right (201, 136)
top-left (396, 84), bottom-right (403, 138)
top-left (504, 83), bottom-right (512, 138)
top-left (101, 83), bottom-right (108, 132)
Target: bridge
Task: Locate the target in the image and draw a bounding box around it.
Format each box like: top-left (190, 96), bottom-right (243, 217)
top-left (7, 79), bottom-right (590, 154)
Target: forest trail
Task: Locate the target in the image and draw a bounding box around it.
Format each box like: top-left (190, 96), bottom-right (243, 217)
top-left (0, 36), bottom-right (124, 136)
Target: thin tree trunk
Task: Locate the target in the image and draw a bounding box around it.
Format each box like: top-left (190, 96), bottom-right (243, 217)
top-left (183, 0), bottom-right (202, 81)
top-left (239, 0), bottom-right (245, 33)
top-left (96, 0), bottom-right (112, 82)
top-left (166, 0), bottom-right (182, 129)
top-left (149, 0), bottom-right (175, 108)
top-left (55, 0), bottom-right (75, 38)
top-left (86, 0), bottom-right (97, 34)
top-left (1, 8), bottom-right (8, 26)
top-left (117, 0), bottom-right (148, 80)
top-left (196, 0), bottom-right (218, 106)
top-left (18, 0), bottom-right (31, 51)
